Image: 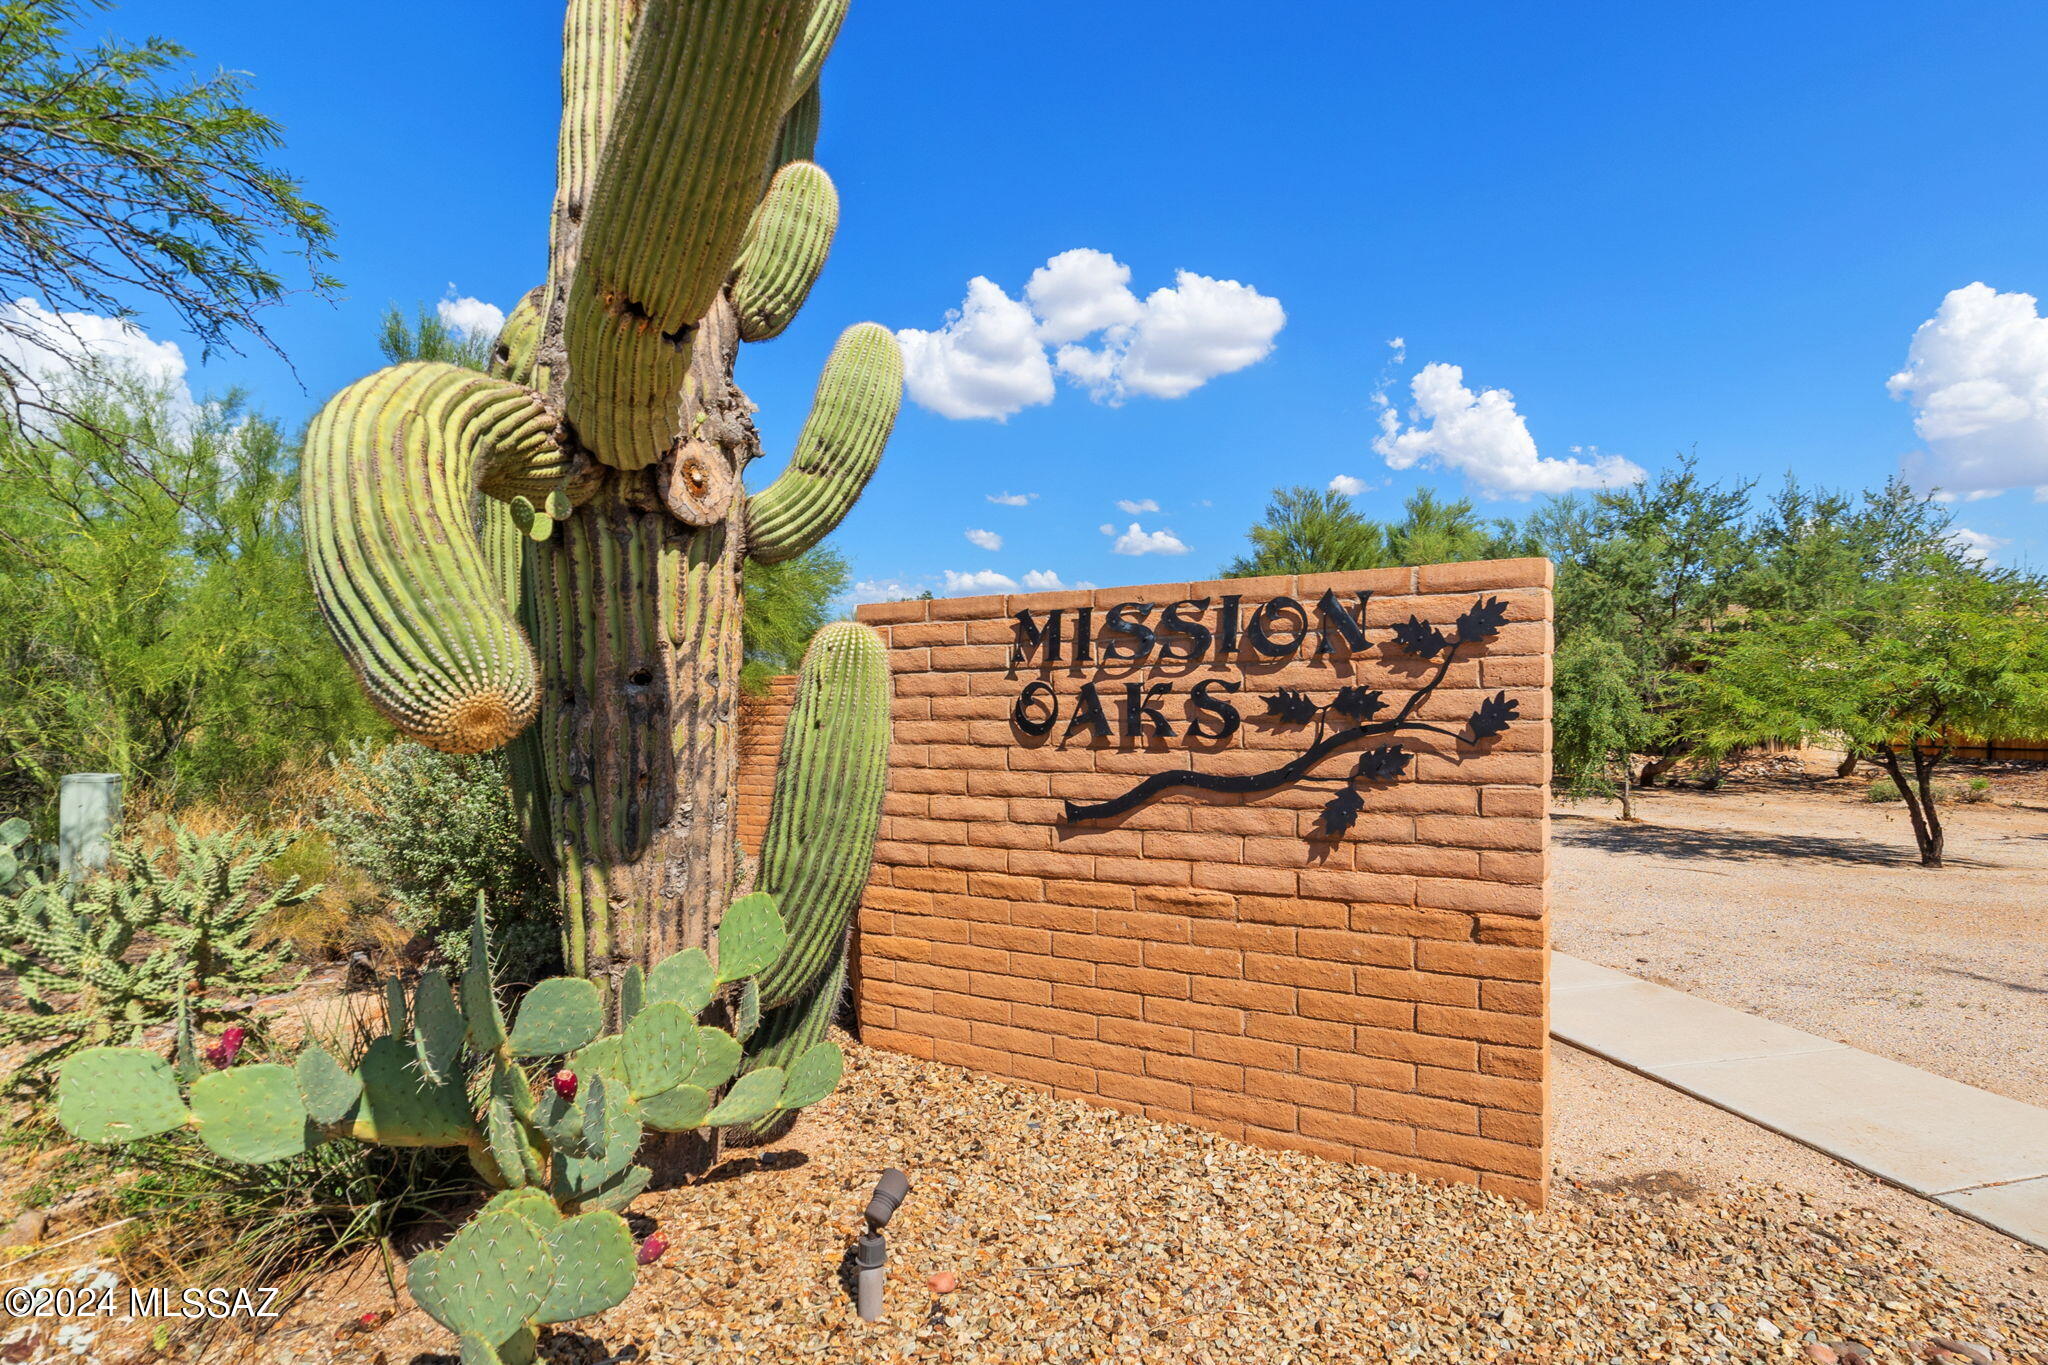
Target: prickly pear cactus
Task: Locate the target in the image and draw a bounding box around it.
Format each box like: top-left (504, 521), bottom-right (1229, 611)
top-left (53, 897), bottom-right (845, 1363)
top-left (300, 0), bottom-right (901, 997)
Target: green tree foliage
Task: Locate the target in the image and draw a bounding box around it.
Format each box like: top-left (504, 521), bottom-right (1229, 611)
top-left (0, 374), bottom-right (383, 812)
top-left (316, 741), bottom-right (559, 983)
top-left (0, 0), bottom-right (336, 435)
top-left (1551, 634), bottom-right (1657, 820)
top-left (377, 303), bottom-right (496, 372)
top-left (1224, 486), bottom-right (1525, 577)
top-left (1528, 459), bottom-right (1755, 784)
top-left (741, 545), bottom-right (849, 691)
top-left (1684, 569), bottom-right (2048, 867)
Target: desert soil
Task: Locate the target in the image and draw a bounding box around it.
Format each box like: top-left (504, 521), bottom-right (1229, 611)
top-left (1551, 760), bottom-right (2048, 1107)
top-left (9, 1036), bottom-right (2041, 1365)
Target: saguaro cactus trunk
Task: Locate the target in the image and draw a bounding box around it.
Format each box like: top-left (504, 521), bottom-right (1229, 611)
top-left (305, 0), bottom-right (896, 1007)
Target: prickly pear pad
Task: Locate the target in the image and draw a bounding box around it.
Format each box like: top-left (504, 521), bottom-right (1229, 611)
top-left (55, 1047), bottom-right (189, 1144)
top-left (190, 1064), bottom-right (314, 1164)
top-left (507, 977), bottom-right (604, 1057)
top-left (715, 892), bottom-right (787, 983)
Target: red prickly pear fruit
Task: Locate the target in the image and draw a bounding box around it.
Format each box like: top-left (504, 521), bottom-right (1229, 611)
top-left (203, 1026), bottom-right (248, 1069)
top-left (552, 1069), bottom-right (578, 1102)
top-left (636, 1236), bottom-right (667, 1265)
top-left (358, 1311), bottom-right (379, 1328)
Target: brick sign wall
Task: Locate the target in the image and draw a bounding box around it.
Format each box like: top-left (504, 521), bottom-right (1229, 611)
top-left (737, 675), bottom-right (797, 855)
top-left (850, 559), bottom-right (1553, 1205)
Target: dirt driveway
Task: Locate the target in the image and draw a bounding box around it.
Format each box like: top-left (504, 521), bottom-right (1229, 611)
top-left (1550, 766), bottom-right (2048, 1108)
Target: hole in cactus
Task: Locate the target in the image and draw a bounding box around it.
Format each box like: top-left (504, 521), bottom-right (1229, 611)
top-left (628, 669), bottom-right (654, 688)
top-left (661, 322), bottom-right (696, 351)
top-left (561, 689), bottom-right (576, 707)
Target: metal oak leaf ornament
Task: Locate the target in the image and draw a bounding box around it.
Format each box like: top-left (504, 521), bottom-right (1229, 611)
top-left (1264, 689), bottom-right (1320, 724)
top-left (1455, 595), bottom-right (1511, 643)
top-left (1389, 616), bottom-right (1451, 659)
top-left (1468, 691), bottom-right (1519, 740)
top-left (1320, 787), bottom-right (1365, 837)
top-left (1331, 685), bottom-right (1387, 722)
top-left (1353, 744), bottom-right (1412, 782)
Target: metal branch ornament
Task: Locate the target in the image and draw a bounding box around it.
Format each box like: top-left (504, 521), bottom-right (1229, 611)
top-left (1063, 595), bottom-right (1518, 831)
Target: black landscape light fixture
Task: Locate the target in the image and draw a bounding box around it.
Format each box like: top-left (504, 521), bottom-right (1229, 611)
top-left (854, 1167), bottom-right (911, 1322)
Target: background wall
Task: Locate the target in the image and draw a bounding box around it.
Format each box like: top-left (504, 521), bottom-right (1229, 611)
top-left (737, 675), bottom-right (798, 855)
top-left (784, 561), bottom-right (1552, 1202)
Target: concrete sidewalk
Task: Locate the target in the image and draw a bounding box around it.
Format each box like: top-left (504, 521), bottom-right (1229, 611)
top-left (1549, 952), bottom-right (2048, 1252)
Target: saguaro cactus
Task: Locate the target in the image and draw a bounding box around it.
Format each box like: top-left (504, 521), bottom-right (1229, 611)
top-left (302, 0), bottom-right (900, 995)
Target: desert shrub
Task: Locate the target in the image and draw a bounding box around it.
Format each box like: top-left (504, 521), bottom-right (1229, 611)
top-left (1865, 776), bottom-right (1992, 807)
top-left (317, 741), bottom-right (558, 982)
top-left (254, 827), bottom-right (410, 964)
top-left (0, 820), bottom-right (311, 1093)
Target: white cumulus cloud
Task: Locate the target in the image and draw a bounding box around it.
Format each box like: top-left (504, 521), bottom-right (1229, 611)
top-left (986, 490), bottom-right (1038, 506)
top-left (901, 252), bottom-right (1282, 419)
top-left (1025, 249), bottom-right (1144, 345)
top-left (1328, 474), bottom-right (1368, 496)
top-left (849, 579), bottom-right (922, 605)
top-left (1888, 282), bottom-right (2048, 500)
top-left (1020, 569), bottom-right (1099, 592)
top-left (1115, 497), bottom-right (1160, 514)
top-left (1948, 526), bottom-right (2006, 564)
top-left (1056, 270), bottom-right (1285, 404)
top-left (438, 287), bottom-right (506, 338)
top-left (1106, 522), bottom-right (1190, 556)
top-left (0, 297), bottom-right (199, 430)
top-left (964, 528), bottom-right (1002, 551)
top-left (896, 277), bottom-right (1055, 421)
top-left (1372, 361), bottom-right (1644, 498)
top-left (941, 569), bottom-right (1019, 594)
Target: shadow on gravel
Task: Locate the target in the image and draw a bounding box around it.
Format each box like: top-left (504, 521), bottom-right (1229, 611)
top-left (1935, 966), bottom-right (2048, 996)
top-left (1550, 814), bottom-right (1997, 868)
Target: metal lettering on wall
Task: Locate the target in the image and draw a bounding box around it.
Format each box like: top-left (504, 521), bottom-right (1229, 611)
top-left (1008, 592), bottom-right (1519, 839)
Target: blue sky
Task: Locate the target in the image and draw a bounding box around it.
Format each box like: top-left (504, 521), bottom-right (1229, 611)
top-left (94, 0), bottom-right (2048, 588)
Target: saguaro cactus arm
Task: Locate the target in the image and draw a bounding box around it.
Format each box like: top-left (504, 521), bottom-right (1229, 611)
top-left (745, 322), bottom-right (903, 564)
top-left (303, 363), bottom-right (569, 753)
top-left (731, 160), bottom-right (839, 343)
top-left (563, 0), bottom-right (814, 471)
top-left (750, 622), bottom-right (889, 1007)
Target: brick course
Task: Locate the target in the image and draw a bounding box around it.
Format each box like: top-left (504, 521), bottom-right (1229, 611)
top-left (736, 674), bottom-right (797, 855)
top-left (841, 560), bottom-right (1553, 1203)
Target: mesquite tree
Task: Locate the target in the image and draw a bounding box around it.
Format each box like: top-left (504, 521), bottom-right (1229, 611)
top-left (303, 0), bottom-right (897, 988)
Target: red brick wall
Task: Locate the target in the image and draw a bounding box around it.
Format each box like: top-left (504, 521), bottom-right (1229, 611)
top-left (851, 560), bottom-right (1553, 1205)
top-left (737, 675), bottom-right (797, 856)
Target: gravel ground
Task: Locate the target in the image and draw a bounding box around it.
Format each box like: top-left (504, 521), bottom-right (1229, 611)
top-left (1551, 769), bottom-right (2048, 1107)
top-left (53, 1038), bottom-right (2041, 1365)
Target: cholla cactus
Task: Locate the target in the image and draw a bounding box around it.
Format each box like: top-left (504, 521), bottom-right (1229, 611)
top-left (55, 896), bottom-right (841, 1364)
top-left (0, 820), bottom-right (312, 1091)
top-left (299, 0), bottom-right (902, 1004)
top-left (111, 821), bottom-right (309, 1001)
top-left (0, 876), bottom-right (183, 1087)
